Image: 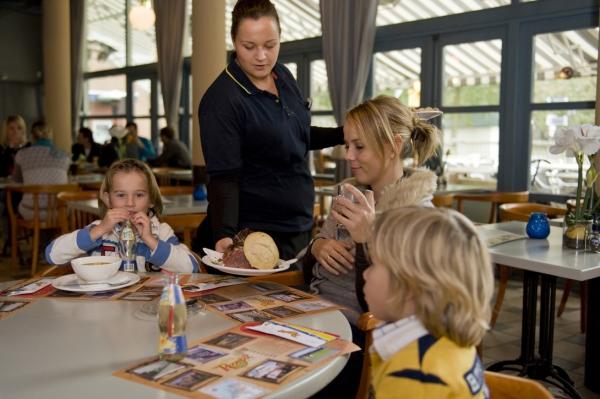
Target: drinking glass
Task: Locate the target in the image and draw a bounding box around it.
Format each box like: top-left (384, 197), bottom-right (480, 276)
top-left (334, 185), bottom-right (373, 242)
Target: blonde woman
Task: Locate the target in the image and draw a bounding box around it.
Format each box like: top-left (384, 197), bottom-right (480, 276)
top-left (0, 115), bottom-right (28, 177)
top-left (308, 95), bottom-right (440, 324)
top-left (364, 206), bottom-right (493, 398)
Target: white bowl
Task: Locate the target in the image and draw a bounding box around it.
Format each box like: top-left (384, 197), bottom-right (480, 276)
top-left (71, 256), bottom-right (121, 283)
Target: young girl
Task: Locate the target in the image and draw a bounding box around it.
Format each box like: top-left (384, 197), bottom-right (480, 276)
top-left (364, 206), bottom-right (493, 398)
top-left (46, 159), bottom-right (199, 273)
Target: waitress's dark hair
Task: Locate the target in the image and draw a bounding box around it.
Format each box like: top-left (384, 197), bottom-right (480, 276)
top-left (231, 0), bottom-right (281, 40)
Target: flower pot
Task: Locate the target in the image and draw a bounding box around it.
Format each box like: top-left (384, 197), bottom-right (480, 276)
top-left (562, 218), bottom-right (592, 250)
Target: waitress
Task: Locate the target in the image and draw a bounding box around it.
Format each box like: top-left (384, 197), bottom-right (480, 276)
top-left (198, 0), bottom-right (343, 260)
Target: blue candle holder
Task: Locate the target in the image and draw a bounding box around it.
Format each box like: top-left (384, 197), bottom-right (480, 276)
top-left (526, 212), bottom-right (550, 239)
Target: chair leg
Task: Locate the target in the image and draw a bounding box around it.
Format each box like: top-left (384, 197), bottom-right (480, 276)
top-left (580, 281), bottom-right (587, 333)
top-left (490, 265), bottom-right (510, 328)
top-left (31, 228), bottom-right (40, 276)
top-left (557, 279), bottom-right (573, 317)
top-left (10, 223), bottom-right (17, 275)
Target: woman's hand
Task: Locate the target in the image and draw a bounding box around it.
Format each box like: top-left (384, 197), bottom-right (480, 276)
top-left (90, 208), bottom-right (130, 240)
top-left (331, 184), bottom-right (375, 243)
top-left (311, 238), bottom-right (354, 276)
top-left (216, 237), bottom-right (233, 253)
top-left (131, 211), bottom-right (157, 251)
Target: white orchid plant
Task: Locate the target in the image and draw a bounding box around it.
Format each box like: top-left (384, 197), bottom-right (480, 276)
top-left (549, 124), bottom-right (600, 222)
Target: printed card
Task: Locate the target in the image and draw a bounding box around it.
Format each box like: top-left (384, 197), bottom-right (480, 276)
top-left (183, 278), bottom-right (247, 293)
top-left (289, 346), bottom-right (340, 364)
top-left (289, 300), bottom-right (336, 312)
top-left (204, 332), bottom-right (256, 350)
top-left (126, 359), bottom-right (191, 382)
top-left (0, 300), bottom-right (29, 313)
top-left (265, 291), bottom-right (309, 303)
top-left (212, 301), bottom-right (253, 313)
top-left (242, 359), bottom-right (304, 385)
top-left (229, 309), bottom-right (274, 323)
top-left (162, 369), bottom-right (219, 391)
top-left (263, 306), bottom-right (303, 318)
top-left (3, 278), bottom-right (54, 296)
top-left (198, 293), bottom-right (230, 304)
top-left (247, 321), bottom-right (337, 347)
top-left (185, 345), bottom-right (227, 364)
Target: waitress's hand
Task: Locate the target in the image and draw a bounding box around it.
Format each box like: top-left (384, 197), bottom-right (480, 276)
top-left (331, 184), bottom-right (375, 243)
top-left (216, 237), bottom-right (233, 253)
top-left (311, 238), bottom-right (354, 276)
top-left (90, 208), bottom-right (130, 240)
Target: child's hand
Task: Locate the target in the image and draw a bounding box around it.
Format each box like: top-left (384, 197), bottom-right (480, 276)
top-left (331, 185), bottom-right (375, 243)
top-left (131, 211), bottom-right (157, 251)
top-left (311, 238), bottom-right (354, 276)
top-left (90, 208), bottom-right (130, 240)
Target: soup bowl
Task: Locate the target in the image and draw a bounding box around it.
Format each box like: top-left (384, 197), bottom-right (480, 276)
top-left (71, 256), bottom-right (121, 283)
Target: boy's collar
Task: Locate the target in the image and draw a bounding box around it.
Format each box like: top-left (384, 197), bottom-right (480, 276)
top-left (372, 315), bottom-right (428, 361)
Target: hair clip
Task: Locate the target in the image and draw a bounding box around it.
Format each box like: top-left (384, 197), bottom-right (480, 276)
top-left (415, 107), bottom-right (443, 121)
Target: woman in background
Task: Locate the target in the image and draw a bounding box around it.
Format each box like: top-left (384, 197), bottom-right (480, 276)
top-left (0, 115), bottom-right (29, 177)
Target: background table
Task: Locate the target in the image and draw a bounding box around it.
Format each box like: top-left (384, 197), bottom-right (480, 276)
top-left (479, 222), bottom-right (600, 398)
top-left (0, 279), bottom-right (351, 398)
top-left (69, 195), bottom-right (208, 217)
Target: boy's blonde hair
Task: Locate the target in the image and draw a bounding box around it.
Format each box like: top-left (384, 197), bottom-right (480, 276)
top-left (369, 206), bottom-right (493, 347)
top-left (98, 159), bottom-right (163, 217)
top-left (345, 95), bottom-right (439, 165)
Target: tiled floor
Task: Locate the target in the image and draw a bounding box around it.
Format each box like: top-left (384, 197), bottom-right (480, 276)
top-left (482, 278), bottom-right (600, 399)
top-left (0, 248), bottom-right (599, 398)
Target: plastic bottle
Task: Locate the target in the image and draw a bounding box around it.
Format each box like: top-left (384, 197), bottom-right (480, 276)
top-left (119, 220), bottom-right (137, 272)
top-left (158, 271), bottom-right (188, 361)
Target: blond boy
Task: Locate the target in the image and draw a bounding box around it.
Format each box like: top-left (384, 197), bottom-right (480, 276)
top-left (363, 207), bottom-right (493, 398)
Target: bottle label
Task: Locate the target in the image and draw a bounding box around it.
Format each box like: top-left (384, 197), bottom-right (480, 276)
top-left (160, 334), bottom-right (187, 355)
top-left (121, 227), bottom-right (135, 241)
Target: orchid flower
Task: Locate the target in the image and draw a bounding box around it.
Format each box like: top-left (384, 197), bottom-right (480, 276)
top-left (549, 125), bottom-right (600, 221)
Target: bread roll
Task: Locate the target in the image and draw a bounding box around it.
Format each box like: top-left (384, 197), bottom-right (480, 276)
top-left (243, 232), bottom-right (279, 270)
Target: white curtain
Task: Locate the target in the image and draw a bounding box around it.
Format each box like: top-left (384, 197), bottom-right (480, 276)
top-left (319, 0), bottom-right (378, 180)
top-left (154, 0), bottom-right (188, 136)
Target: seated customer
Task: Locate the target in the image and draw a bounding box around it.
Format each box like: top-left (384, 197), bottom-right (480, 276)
top-left (13, 120), bottom-right (70, 219)
top-left (150, 127), bottom-right (192, 169)
top-left (364, 206), bottom-right (493, 398)
top-left (308, 95), bottom-right (439, 325)
top-left (71, 127), bottom-right (102, 163)
top-left (0, 114), bottom-right (30, 177)
top-left (125, 121), bottom-right (156, 162)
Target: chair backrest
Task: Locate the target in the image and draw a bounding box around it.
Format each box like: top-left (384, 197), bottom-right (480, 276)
top-left (484, 371), bottom-right (554, 399)
top-left (455, 191), bottom-right (529, 223)
top-left (161, 213), bottom-right (206, 249)
top-left (432, 192), bottom-right (454, 208)
top-left (160, 186), bottom-right (194, 196)
top-left (57, 190), bottom-right (100, 233)
top-left (499, 203), bottom-right (566, 223)
top-left (6, 184), bottom-right (81, 228)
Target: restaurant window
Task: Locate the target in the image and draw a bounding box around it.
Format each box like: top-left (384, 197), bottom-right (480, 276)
top-left (441, 39), bottom-right (502, 190)
top-left (83, 75), bottom-right (127, 132)
top-left (129, 0), bottom-right (157, 66)
top-left (373, 48), bottom-right (422, 107)
top-left (530, 27), bottom-right (598, 196)
top-left (85, 0), bottom-right (126, 72)
top-left (83, 117), bottom-right (127, 145)
top-left (376, 0), bottom-right (511, 27)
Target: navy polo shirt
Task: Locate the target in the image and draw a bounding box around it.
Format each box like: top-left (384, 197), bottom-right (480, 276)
top-left (199, 59), bottom-right (313, 233)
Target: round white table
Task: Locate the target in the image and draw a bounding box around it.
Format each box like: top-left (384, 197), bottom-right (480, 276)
top-left (0, 282), bottom-right (351, 398)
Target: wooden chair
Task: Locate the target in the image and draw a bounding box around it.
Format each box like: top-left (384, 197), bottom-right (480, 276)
top-left (152, 167), bottom-right (182, 186)
top-left (484, 371), bottom-right (554, 399)
top-left (57, 190), bottom-right (99, 234)
top-left (6, 183), bottom-right (80, 276)
top-left (247, 271), bottom-right (305, 286)
top-left (159, 186), bottom-right (194, 196)
top-left (455, 191), bottom-right (529, 223)
top-left (356, 312), bottom-right (383, 399)
top-left (432, 192), bottom-right (454, 208)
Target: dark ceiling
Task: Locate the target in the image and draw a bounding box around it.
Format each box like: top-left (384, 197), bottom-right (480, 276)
top-left (0, 0), bottom-right (41, 15)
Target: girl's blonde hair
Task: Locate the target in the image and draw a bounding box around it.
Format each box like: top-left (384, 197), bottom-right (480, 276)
top-left (345, 95), bottom-right (439, 165)
top-left (369, 206), bottom-right (493, 347)
top-left (98, 159), bottom-right (163, 217)
top-left (1, 115), bottom-right (27, 146)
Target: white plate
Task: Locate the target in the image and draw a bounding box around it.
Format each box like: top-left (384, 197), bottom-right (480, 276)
top-left (202, 248), bottom-right (295, 276)
top-left (52, 272), bottom-right (141, 293)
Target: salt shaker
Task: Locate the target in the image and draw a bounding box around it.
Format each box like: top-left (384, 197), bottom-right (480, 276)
top-left (119, 220), bottom-right (137, 272)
